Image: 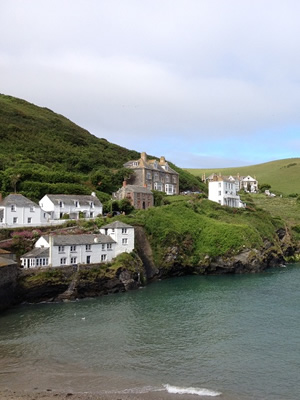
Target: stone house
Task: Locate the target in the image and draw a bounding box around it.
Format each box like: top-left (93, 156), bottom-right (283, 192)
top-left (39, 193), bottom-right (102, 220)
top-left (124, 152), bottom-right (179, 195)
top-left (113, 182), bottom-right (154, 209)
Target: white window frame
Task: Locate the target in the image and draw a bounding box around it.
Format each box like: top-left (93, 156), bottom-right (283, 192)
top-left (58, 246), bottom-right (65, 253)
top-left (60, 257), bottom-right (67, 265)
top-left (101, 254), bottom-right (107, 262)
top-left (70, 257), bottom-right (77, 264)
top-left (70, 245), bottom-right (77, 252)
top-left (122, 238), bottom-right (128, 245)
top-left (13, 217), bottom-right (18, 224)
top-left (86, 244), bottom-right (91, 251)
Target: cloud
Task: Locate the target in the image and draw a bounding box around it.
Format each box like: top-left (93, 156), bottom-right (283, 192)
top-left (1, 0), bottom-right (300, 167)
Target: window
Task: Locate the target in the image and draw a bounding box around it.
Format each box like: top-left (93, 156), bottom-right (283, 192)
top-left (107, 243), bottom-right (112, 250)
top-left (133, 161), bottom-right (139, 166)
top-left (154, 182), bottom-right (163, 191)
top-left (70, 245), bottom-right (77, 252)
top-left (122, 228), bottom-right (127, 234)
top-left (90, 212), bottom-right (94, 218)
top-left (165, 175), bottom-right (170, 182)
top-left (218, 182), bottom-right (221, 187)
top-left (13, 217), bottom-right (18, 224)
top-left (59, 201), bottom-right (64, 208)
top-left (172, 176), bottom-right (177, 183)
top-left (75, 201), bottom-right (80, 207)
top-left (30, 206), bottom-right (35, 212)
top-left (86, 255), bottom-right (91, 264)
top-left (111, 228), bottom-right (115, 233)
top-left (70, 257), bottom-right (77, 264)
top-left (60, 257), bottom-right (67, 265)
top-left (154, 173), bottom-right (159, 181)
top-left (101, 254), bottom-right (107, 262)
top-left (86, 244), bottom-right (91, 251)
top-left (90, 202), bottom-right (94, 208)
top-left (218, 191), bottom-right (221, 196)
top-left (58, 246), bottom-right (65, 253)
top-left (146, 171), bottom-right (152, 180)
top-left (102, 244), bottom-right (105, 250)
top-left (122, 238), bottom-right (128, 245)
top-left (11, 205), bottom-right (16, 212)
top-left (27, 217), bottom-right (32, 223)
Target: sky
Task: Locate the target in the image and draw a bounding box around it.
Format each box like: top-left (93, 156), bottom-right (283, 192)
top-left (1, 0), bottom-right (300, 168)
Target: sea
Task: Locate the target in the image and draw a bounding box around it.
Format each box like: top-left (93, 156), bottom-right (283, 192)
top-left (0, 264), bottom-right (299, 400)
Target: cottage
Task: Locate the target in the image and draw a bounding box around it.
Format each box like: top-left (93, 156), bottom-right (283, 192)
top-left (21, 233), bottom-right (116, 268)
top-left (100, 221), bottom-right (135, 257)
top-left (124, 152), bottom-right (179, 195)
top-left (208, 176), bottom-right (245, 208)
top-left (21, 221), bottom-right (135, 268)
top-left (39, 193), bottom-right (102, 220)
top-left (113, 182), bottom-right (154, 209)
top-left (0, 194), bottom-right (49, 228)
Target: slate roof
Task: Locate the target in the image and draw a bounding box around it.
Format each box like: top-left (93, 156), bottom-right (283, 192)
top-left (124, 158), bottom-right (178, 175)
top-left (43, 233), bottom-right (116, 246)
top-left (0, 256), bottom-right (17, 267)
top-left (101, 221), bottom-right (133, 230)
top-left (21, 247), bottom-right (50, 259)
top-left (45, 194), bottom-right (102, 207)
top-left (0, 194), bottom-right (39, 208)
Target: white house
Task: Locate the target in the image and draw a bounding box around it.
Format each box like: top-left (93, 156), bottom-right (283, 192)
top-left (20, 221), bottom-right (135, 268)
top-left (208, 177), bottom-right (245, 208)
top-left (100, 221), bottom-right (135, 256)
top-left (241, 175), bottom-right (258, 193)
top-left (0, 194), bottom-right (49, 228)
top-left (39, 193), bottom-right (102, 220)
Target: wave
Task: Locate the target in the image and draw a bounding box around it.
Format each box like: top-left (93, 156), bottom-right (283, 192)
top-left (164, 384), bottom-right (221, 397)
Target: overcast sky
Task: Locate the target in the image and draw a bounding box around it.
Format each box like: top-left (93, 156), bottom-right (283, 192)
top-left (1, 0), bottom-right (300, 168)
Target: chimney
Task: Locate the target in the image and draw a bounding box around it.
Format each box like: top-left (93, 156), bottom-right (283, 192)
top-left (159, 156), bottom-right (166, 164)
top-left (141, 152), bottom-right (147, 162)
top-left (91, 192), bottom-right (96, 197)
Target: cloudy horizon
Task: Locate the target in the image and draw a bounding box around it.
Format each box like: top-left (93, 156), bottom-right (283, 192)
top-left (1, 0), bottom-right (300, 168)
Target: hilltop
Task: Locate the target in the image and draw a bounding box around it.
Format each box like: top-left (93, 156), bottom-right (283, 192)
top-left (186, 158), bottom-right (300, 195)
top-left (0, 94), bottom-right (203, 201)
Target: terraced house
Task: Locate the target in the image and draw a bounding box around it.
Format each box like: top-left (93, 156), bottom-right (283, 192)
top-left (21, 221), bottom-right (134, 268)
top-left (124, 152), bottom-right (179, 195)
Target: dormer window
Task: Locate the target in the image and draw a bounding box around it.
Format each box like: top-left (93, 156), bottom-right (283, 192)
top-left (74, 201), bottom-right (80, 208)
top-left (90, 201), bottom-right (94, 208)
top-left (30, 206), bottom-right (35, 212)
top-left (133, 161), bottom-right (139, 167)
top-left (11, 204), bottom-right (16, 212)
top-left (59, 201), bottom-right (64, 208)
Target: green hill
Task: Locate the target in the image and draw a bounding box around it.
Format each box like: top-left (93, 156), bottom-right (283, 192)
top-left (0, 94), bottom-right (202, 201)
top-left (186, 158), bottom-right (300, 195)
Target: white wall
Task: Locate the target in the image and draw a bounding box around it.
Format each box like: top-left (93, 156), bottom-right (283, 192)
top-left (100, 227), bottom-right (135, 256)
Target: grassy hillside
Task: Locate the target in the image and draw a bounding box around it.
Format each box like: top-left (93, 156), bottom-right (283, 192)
top-left (186, 158), bottom-right (300, 195)
top-left (0, 94), bottom-right (202, 201)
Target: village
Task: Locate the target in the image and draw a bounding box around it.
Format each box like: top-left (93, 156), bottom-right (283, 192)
top-left (0, 152), bottom-right (260, 270)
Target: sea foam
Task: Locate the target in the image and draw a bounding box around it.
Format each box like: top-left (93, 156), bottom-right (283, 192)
top-left (164, 384), bottom-right (221, 397)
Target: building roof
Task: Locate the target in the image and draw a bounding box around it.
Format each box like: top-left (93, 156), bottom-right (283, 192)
top-left (0, 194), bottom-right (39, 208)
top-left (101, 221), bottom-right (133, 230)
top-left (43, 233), bottom-right (115, 246)
top-left (124, 152), bottom-right (178, 175)
top-left (21, 247), bottom-right (50, 259)
top-left (44, 194), bottom-right (102, 207)
top-left (0, 256), bottom-right (17, 267)
top-left (118, 185), bottom-right (153, 194)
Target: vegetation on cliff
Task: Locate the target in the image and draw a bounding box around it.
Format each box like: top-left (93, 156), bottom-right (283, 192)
top-left (187, 158), bottom-right (300, 195)
top-left (0, 93), bottom-right (203, 201)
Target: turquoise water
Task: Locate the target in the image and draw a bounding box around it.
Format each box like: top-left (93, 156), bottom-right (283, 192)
top-left (0, 265), bottom-right (300, 399)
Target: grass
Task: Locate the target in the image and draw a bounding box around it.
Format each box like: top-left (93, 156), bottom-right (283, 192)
top-left (186, 158), bottom-right (300, 195)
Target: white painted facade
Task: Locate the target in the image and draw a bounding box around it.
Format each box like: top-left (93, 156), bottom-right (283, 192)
top-left (20, 221), bottom-right (135, 268)
top-left (100, 221), bottom-right (135, 256)
top-left (209, 179), bottom-right (245, 208)
top-left (39, 193), bottom-right (102, 220)
top-left (241, 175), bottom-right (258, 193)
top-left (0, 194), bottom-right (49, 228)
